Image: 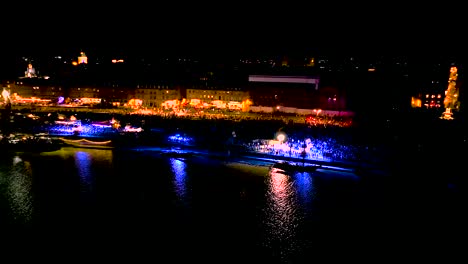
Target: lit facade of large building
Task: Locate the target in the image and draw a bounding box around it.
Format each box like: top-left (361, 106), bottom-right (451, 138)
top-left (2, 52), bottom-right (368, 112)
top-left (186, 86), bottom-right (250, 108)
top-left (134, 84), bottom-right (182, 108)
top-left (10, 78), bottom-right (64, 102)
top-left (248, 75), bottom-right (320, 108)
top-left (68, 85), bottom-right (134, 106)
top-left (411, 65), bottom-right (461, 118)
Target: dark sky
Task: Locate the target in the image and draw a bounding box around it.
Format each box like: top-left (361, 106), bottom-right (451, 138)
top-left (2, 4), bottom-right (465, 59)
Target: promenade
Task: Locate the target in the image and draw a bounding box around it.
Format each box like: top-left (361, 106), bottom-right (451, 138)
top-left (8, 105), bottom-right (392, 178)
top-left (127, 144), bottom-right (390, 177)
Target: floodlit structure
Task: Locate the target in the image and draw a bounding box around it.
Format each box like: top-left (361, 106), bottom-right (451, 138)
top-left (25, 63), bottom-right (37, 78)
top-left (78, 51), bottom-right (88, 64)
top-left (2, 88), bottom-right (11, 104)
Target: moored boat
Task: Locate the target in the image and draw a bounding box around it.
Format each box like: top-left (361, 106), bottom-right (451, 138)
top-left (58, 137), bottom-right (114, 149)
top-left (0, 133), bottom-right (63, 153)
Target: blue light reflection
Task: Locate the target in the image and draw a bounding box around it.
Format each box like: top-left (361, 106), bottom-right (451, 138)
top-left (170, 158), bottom-right (188, 202)
top-left (74, 151), bottom-right (93, 191)
top-left (292, 171), bottom-right (315, 209)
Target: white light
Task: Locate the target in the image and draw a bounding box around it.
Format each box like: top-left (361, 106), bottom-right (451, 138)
top-left (277, 133), bottom-right (286, 142)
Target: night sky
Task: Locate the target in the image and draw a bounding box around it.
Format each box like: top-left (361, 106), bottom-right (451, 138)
top-left (2, 3), bottom-right (464, 59)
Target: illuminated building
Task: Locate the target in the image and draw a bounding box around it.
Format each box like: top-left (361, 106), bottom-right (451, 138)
top-left (135, 84), bottom-right (182, 108)
top-left (414, 92), bottom-right (443, 109)
top-left (186, 87), bottom-right (250, 110)
top-left (68, 85), bottom-right (133, 106)
top-left (25, 63), bottom-right (37, 78)
top-left (410, 64), bottom-right (452, 111)
top-left (2, 87), bottom-right (11, 104)
top-left (248, 75), bottom-right (322, 109)
top-left (78, 51), bottom-right (88, 64)
top-left (11, 77), bottom-right (64, 102)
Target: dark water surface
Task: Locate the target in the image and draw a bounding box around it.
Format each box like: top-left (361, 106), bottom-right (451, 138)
top-left (0, 147), bottom-right (463, 262)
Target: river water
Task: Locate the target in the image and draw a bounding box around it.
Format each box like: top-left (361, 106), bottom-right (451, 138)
top-left (0, 147), bottom-right (463, 262)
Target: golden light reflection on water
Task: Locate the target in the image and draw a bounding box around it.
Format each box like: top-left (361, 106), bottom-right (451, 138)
top-left (41, 147), bottom-right (113, 163)
top-left (4, 155), bottom-right (34, 223)
top-left (266, 168), bottom-right (298, 235)
top-left (42, 147), bottom-right (113, 190)
top-left (264, 167), bottom-right (316, 259)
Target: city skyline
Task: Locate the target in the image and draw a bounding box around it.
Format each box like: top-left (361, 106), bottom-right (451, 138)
top-left (1, 6), bottom-right (465, 261)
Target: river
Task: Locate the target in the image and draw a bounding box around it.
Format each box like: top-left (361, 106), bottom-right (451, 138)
top-left (0, 147), bottom-right (463, 262)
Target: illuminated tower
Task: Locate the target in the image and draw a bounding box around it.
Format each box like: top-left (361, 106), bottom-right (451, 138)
top-left (440, 66), bottom-right (460, 120)
top-left (25, 63), bottom-right (37, 78)
top-left (78, 51), bottom-right (88, 64)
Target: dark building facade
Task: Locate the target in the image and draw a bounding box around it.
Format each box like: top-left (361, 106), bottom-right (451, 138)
top-left (247, 75), bottom-right (346, 110)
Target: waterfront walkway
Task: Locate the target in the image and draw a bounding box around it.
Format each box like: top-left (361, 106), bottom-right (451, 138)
top-left (128, 145), bottom-right (391, 176)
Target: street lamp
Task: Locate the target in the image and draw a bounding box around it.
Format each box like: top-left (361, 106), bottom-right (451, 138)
top-left (276, 131), bottom-right (287, 143)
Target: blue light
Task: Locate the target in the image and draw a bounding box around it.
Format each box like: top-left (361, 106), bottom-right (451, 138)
top-left (170, 158), bottom-right (188, 202)
top-left (47, 123), bottom-right (117, 137)
top-left (294, 172), bottom-right (314, 201)
top-left (75, 151), bottom-right (92, 189)
top-left (168, 134), bottom-right (194, 144)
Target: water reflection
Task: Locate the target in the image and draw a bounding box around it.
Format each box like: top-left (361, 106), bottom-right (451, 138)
top-left (4, 155), bottom-right (34, 224)
top-left (170, 158), bottom-right (188, 203)
top-left (293, 171), bottom-right (316, 210)
top-left (262, 168), bottom-right (319, 260)
top-left (49, 148), bottom-right (114, 192)
top-left (264, 168), bottom-right (300, 259)
top-left (0, 148), bottom-right (411, 262)
top-left (75, 151), bottom-right (92, 190)
top-left (43, 147), bottom-right (113, 164)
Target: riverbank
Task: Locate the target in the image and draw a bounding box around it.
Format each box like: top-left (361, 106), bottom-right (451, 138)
top-left (124, 144), bottom-right (389, 178)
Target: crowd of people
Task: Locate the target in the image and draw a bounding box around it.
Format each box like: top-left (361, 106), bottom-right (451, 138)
top-left (244, 133), bottom-right (392, 167)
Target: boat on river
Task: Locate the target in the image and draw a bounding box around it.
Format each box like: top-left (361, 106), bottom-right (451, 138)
top-left (58, 137), bottom-right (114, 149)
top-left (0, 133), bottom-right (63, 153)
